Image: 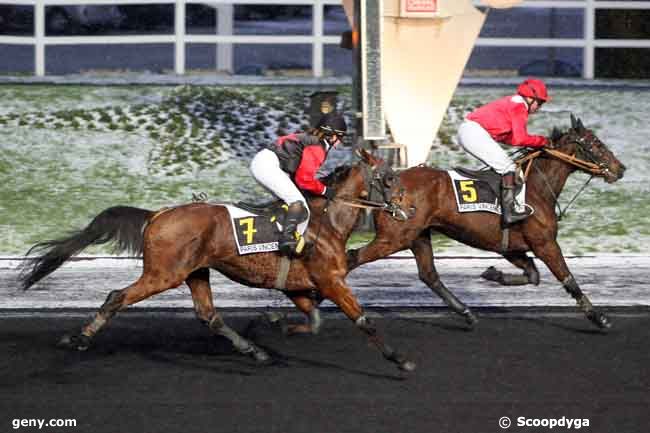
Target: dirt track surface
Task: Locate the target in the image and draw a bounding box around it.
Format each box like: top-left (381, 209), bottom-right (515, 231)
top-left (1, 311), bottom-right (648, 433)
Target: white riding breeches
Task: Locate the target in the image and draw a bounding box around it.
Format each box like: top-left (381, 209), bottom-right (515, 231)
top-left (458, 120), bottom-right (516, 175)
top-left (249, 148), bottom-right (310, 233)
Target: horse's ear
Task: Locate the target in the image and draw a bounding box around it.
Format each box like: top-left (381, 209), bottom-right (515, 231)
top-left (576, 117), bottom-right (585, 132)
top-left (570, 113), bottom-right (577, 130)
top-left (550, 127), bottom-right (563, 143)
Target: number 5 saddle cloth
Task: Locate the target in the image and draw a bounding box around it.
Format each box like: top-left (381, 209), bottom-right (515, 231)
top-left (448, 168), bottom-right (527, 215)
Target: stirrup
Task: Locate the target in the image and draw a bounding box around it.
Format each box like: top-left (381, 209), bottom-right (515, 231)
top-left (279, 231), bottom-right (305, 256)
top-left (502, 205), bottom-right (533, 225)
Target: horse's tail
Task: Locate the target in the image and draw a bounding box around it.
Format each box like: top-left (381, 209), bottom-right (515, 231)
top-left (19, 206), bottom-right (154, 290)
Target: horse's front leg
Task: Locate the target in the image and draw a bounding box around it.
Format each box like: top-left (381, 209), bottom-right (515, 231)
top-left (347, 237), bottom-right (396, 271)
top-left (347, 223), bottom-right (414, 272)
top-left (533, 240), bottom-right (611, 329)
top-left (319, 278), bottom-right (416, 371)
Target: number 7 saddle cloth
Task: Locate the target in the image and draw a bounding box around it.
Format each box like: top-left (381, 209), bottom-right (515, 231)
top-left (448, 168), bottom-right (527, 215)
top-left (224, 201), bottom-right (308, 255)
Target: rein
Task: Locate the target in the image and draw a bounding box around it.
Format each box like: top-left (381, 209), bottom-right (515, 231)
top-left (310, 157), bottom-right (403, 248)
top-left (516, 145), bottom-right (599, 220)
top-left (544, 148), bottom-right (608, 176)
top-left (531, 163), bottom-right (594, 221)
top-left (335, 197), bottom-right (410, 221)
top-left (337, 159), bottom-right (410, 221)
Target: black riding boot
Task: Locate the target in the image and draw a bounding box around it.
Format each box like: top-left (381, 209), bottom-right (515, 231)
top-left (279, 201), bottom-right (308, 256)
top-left (501, 172), bottom-right (532, 226)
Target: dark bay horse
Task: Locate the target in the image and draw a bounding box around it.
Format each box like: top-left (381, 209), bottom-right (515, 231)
top-left (346, 115), bottom-right (626, 329)
top-left (19, 149), bottom-right (416, 371)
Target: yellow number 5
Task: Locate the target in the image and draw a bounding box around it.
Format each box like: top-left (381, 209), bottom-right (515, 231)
top-left (460, 180), bottom-right (477, 202)
top-left (239, 217), bottom-right (257, 244)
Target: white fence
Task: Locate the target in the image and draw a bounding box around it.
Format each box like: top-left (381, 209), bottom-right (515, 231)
top-left (1, 0), bottom-right (649, 78)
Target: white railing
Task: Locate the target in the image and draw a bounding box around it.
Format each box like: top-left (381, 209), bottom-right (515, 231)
top-left (1, 0), bottom-right (649, 78)
top-left (474, 0), bottom-right (650, 79)
top-left (0, 0), bottom-right (341, 77)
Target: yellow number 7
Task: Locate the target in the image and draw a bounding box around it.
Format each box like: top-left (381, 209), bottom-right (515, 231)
top-left (460, 180), bottom-right (477, 202)
top-left (239, 217), bottom-right (257, 244)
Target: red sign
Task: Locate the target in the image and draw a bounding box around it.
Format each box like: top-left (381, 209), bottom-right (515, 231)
top-left (404, 0), bottom-right (437, 13)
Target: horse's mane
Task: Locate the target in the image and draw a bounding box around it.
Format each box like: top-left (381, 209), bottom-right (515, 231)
top-left (319, 164), bottom-right (354, 187)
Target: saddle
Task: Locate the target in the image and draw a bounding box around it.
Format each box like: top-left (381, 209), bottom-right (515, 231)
top-left (454, 167), bottom-right (524, 197)
top-left (236, 199), bottom-right (285, 218)
top-left (233, 198), bottom-right (312, 257)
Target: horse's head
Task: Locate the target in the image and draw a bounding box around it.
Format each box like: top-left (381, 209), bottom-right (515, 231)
top-left (550, 114), bottom-right (626, 183)
top-left (322, 148), bottom-right (398, 204)
top-left (355, 147), bottom-right (399, 203)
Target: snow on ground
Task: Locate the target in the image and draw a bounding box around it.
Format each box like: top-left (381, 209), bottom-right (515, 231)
top-left (2, 254), bottom-right (648, 308)
top-left (0, 83), bottom-right (648, 258)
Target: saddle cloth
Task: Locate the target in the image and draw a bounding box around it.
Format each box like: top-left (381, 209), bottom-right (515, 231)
top-left (224, 204), bottom-right (307, 255)
top-left (448, 170), bottom-right (527, 215)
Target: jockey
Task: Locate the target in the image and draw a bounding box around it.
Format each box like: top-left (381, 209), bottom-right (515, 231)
top-left (457, 77), bottom-right (550, 225)
top-left (249, 111), bottom-right (348, 255)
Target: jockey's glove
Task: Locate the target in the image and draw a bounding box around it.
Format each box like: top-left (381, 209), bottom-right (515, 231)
top-left (323, 187), bottom-right (336, 200)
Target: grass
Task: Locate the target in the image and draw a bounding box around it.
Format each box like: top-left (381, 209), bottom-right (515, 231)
top-left (0, 84), bottom-right (646, 256)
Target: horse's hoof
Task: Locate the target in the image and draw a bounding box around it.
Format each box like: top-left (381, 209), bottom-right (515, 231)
top-left (399, 360), bottom-right (417, 372)
top-left (264, 311), bottom-right (286, 324)
top-left (245, 345), bottom-right (271, 364)
top-left (57, 334), bottom-right (90, 351)
top-left (285, 324), bottom-right (314, 336)
top-left (388, 350), bottom-right (416, 371)
top-left (587, 310), bottom-right (612, 330)
top-left (462, 309), bottom-right (479, 327)
top-left (481, 266), bottom-right (501, 282)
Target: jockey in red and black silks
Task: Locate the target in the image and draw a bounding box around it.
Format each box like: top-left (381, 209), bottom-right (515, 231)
top-left (249, 112), bottom-right (348, 255)
top-left (457, 77), bottom-right (551, 226)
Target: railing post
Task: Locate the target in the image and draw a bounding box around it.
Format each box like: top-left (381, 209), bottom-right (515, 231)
top-left (312, 0), bottom-right (324, 77)
top-left (34, 0), bottom-right (45, 76)
top-left (583, 0), bottom-right (595, 79)
top-left (175, 0), bottom-right (186, 74)
top-left (217, 4), bottom-right (234, 73)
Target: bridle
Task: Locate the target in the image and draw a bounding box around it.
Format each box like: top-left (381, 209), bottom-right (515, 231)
top-left (517, 130), bottom-right (613, 180)
top-left (515, 129), bottom-right (611, 220)
top-left (328, 156), bottom-right (410, 221)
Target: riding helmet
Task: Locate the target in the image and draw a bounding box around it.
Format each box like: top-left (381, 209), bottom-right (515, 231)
top-left (317, 112), bottom-right (348, 136)
top-left (517, 78), bottom-right (551, 102)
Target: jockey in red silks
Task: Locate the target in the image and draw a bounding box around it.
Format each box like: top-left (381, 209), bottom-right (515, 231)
top-left (249, 112), bottom-right (348, 255)
top-left (457, 78), bottom-right (551, 225)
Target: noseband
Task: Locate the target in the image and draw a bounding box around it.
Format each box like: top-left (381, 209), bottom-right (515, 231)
top-left (333, 158), bottom-right (410, 221)
top-left (544, 136), bottom-right (611, 177)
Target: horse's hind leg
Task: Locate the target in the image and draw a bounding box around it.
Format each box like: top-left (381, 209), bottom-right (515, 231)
top-left (186, 268), bottom-right (270, 363)
top-left (411, 231), bottom-right (477, 326)
top-left (533, 240), bottom-right (611, 329)
top-left (270, 291), bottom-right (323, 336)
top-left (481, 252), bottom-right (540, 286)
top-left (59, 269), bottom-right (187, 351)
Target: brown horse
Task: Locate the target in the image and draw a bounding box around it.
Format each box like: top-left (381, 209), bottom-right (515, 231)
top-left (19, 149), bottom-right (416, 371)
top-left (345, 115), bottom-right (626, 329)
